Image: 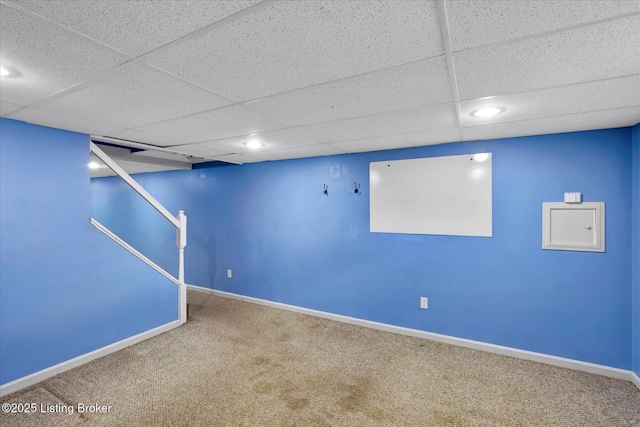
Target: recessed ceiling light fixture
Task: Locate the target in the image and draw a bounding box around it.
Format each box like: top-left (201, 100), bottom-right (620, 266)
top-left (471, 107), bottom-right (504, 118)
top-left (0, 64), bottom-right (17, 78)
top-left (244, 136), bottom-right (264, 149)
top-left (88, 161), bottom-right (104, 169)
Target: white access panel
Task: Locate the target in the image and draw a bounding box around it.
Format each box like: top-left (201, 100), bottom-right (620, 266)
top-left (542, 202), bottom-right (605, 252)
top-left (370, 153), bottom-right (492, 237)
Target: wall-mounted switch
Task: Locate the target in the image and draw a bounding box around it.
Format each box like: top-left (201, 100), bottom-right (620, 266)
top-left (420, 297), bottom-right (428, 309)
top-left (227, 269), bottom-right (232, 278)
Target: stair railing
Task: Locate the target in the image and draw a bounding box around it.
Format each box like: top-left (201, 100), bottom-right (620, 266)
top-left (89, 141), bottom-right (187, 324)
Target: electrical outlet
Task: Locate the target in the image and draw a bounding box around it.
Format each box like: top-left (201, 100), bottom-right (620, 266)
top-left (420, 297), bottom-right (428, 309)
top-left (227, 269), bottom-right (232, 278)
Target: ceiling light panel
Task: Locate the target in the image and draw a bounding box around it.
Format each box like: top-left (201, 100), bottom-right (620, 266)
top-left (445, 0), bottom-right (640, 52)
top-left (245, 56), bottom-right (453, 127)
top-left (460, 75), bottom-right (640, 126)
top-left (461, 107), bottom-right (640, 142)
top-left (183, 128), bottom-right (324, 154)
top-left (0, 4), bottom-right (129, 105)
top-left (34, 63), bottom-right (231, 130)
top-left (331, 128), bottom-right (463, 154)
top-left (129, 105), bottom-right (284, 146)
top-left (298, 104), bottom-right (457, 142)
top-left (454, 15), bottom-right (640, 100)
top-left (146, 0), bottom-right (443, 102)
top-left (10, 0), bottom-right (261, 57)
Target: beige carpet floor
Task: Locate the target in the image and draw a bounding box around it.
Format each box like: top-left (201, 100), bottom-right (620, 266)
top-left (1, 290), bottom-right (639, 426)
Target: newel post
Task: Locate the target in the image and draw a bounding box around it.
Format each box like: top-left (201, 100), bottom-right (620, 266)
top-left (177, 210), bottom-right (187, 324)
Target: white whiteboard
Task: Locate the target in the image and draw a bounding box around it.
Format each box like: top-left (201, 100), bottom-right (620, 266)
top-left (370, 153), bottom-right (492, 237)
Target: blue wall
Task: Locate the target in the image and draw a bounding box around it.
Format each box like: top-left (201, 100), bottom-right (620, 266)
top-left (108, 127), bottom-right (634, 370)
top-left (91, 175), bottom-right (179, 277)
top-left (0, 119), bottom-right (178, 385)
top-left (633, 124), bottom-right (640, 378)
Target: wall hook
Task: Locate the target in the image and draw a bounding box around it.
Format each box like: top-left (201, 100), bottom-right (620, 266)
top-left (323, 184), bottom-right (329, 196)
top-left (353, 182), bottom-right (361, 195)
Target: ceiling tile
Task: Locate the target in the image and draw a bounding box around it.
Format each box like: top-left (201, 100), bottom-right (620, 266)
top-left (245, 57), bottom-right (452, 127)
top-left (127, 105), bottom-right (285, 146)
top-left (460, 75), bottom-right (640, 126)
top-left (454, 15), bottom-right (640, 100)
top-left (331, 128), bottom-right (462, 153)
top-left (9, 0), bottom-right (261, 56)
top-left (241, 143), bottom-right (345, 163)
top-left (102, 128), bottom-right (164, 145)
top-left (446, 0), bottom-right (640, 52)
top-left (298, 104), bottom-right (458, 142)
top-left (0, 3), bottom-right (129, 105)
top-left (131, 150), bottom-right (203, 164)
top-left (182, 128), bottom-right (324, 155)
top-left (9, 105), bottom-right (122, 136)
top-left (147, 0), bottom-right (443, 101)
top-left (461, 107), bottom-right (640, 141)
top-left (0, 99), bottom-right (24, 116)
top-left (35, 63), bottom-right (231, 130)
top-left (162, 144), bottom-right (231, 159)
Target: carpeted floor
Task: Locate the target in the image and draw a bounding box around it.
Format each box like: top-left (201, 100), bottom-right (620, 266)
top-left (1, 290), bottom-right (639, 426)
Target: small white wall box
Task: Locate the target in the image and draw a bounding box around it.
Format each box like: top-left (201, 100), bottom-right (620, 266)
top-left (542, 202), bottom-right (605, 252)
top-left (564, 192), bottom-right (582, 203)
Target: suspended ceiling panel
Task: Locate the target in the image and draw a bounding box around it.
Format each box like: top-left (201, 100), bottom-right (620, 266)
top-left (180, 128), bottom-right (324, 155)
top-left (0, 0), bottom-right (638, 167)
top-left (35, 63), bottom-right (231, 130)
top-left (117, 104), bottom-right (285, 147)
top-left (461, 107), bottom-right (640, 142)
top-left (298, 104), bottom-right (458, 142)
top-left (445, 0), bottom-right (640, 52)
top-left (10, 0), bottom-right (261, 57)
top-left (459, 75), bottom-right (640, 127)
top-left (332, 128), bottom-right (463, 154)
top-left (0, 3), bottom-right (129, 105)
top-left (245, 57), bottom-right (453, 127)
top-left (454, 15), bottom-right (640, 100)
top-left (240, 143), bottom-right (345, 163)
top-left (145, 0), bottom-right (443, 101)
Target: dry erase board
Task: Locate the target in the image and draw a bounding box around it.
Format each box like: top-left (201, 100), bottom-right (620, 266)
top-left (369, 153), bottom-right (492, 237)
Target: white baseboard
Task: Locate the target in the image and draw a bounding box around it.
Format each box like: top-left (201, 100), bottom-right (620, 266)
top-left (0, 320), bottom-right (181, 397)
top-left (188, 284), bottom-right (637, 386)
top-left (632, 372), bottom-right (640, 390)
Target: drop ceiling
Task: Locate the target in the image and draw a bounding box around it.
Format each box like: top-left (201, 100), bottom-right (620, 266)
top-left (1, 0), bottom-right (639, 175)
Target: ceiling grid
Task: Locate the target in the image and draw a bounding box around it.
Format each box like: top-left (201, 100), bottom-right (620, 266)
top-left (0, 0), bottom-right (637, 172)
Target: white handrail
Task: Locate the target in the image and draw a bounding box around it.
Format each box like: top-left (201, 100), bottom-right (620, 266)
top-left (90, 142), bottom-right (180, 228)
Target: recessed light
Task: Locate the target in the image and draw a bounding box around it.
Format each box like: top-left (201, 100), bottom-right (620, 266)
top-left (0, 64), bottom-right (17, 78)
top-left (471, 107), bottom-right (504, 118)
top-left (244, 139), bottom-right (264, 149)
top-left (88, 161), bottom-right (104, 169)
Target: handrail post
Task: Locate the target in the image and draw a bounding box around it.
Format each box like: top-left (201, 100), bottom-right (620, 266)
top-left (177, 210), bottom-right (187, 324)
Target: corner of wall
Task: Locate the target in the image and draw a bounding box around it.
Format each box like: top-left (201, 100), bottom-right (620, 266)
top-left (632, 124), bottom-right (640, 378)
